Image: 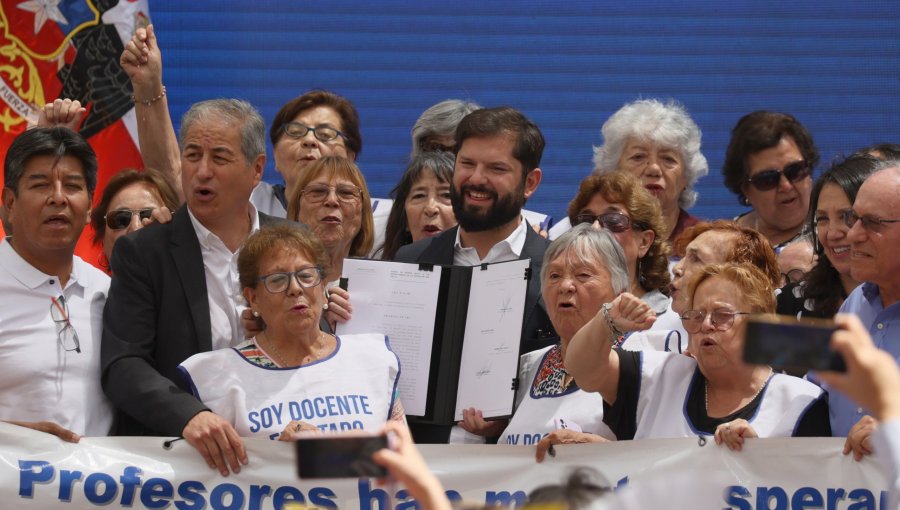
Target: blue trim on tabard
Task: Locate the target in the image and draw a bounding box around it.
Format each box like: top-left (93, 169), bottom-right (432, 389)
top-left (385, 334), bottom-right (401, 421)
top-left (681, 366), bottom-right (770, 435)
top-left (792, 382), bottom-right (826, 437)
top-left (529, 345), bottom-right (579, 400)
top-left (231, 335), bottom-right (342, 370)
top-left (177, 365), bottom-right (202, 401)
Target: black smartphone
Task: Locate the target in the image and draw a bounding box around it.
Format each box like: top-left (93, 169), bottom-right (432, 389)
top-left (296, 433), bottom-right (388, 479)
top-left (743, 315), bottom-right (846, 372)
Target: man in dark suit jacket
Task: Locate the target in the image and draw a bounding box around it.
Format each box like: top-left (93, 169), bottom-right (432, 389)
top-left (395, 106), bottom-right (558, 443)
top-left (102, 99), bottom-right (269, 476)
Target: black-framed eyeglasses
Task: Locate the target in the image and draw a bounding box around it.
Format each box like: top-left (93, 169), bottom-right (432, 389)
top-left (746, 160), bottom-right (810, 191)
top-left (51, 296), bottom-right (81, 353)
top-left (417, 139), bottom-right (455, 154)
top-left (781, 268), bottom-right (806, 285)
top-left (258, 266), bottom-right (324, 294)
top-left (680, 309), bottom-right (751, 334)
top-left (842, 209), bottom-right (900, 233)
top-left (301, 183), bottom-right (362, 204)
top-left (105, 208), bottom-right (155, 230)
top-left (572, 211), bottom-right (644, 233)
top-left (282, 122), bottom-right (347, 143)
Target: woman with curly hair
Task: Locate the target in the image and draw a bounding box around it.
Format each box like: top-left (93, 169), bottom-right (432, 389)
top-left (566, 171), bottom-right (674, 331)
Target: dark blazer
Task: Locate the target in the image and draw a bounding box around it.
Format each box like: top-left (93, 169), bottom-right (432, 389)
top-left (393, 222), bottom-right (559, 443)
top-left (101, 206), bottom-right (283, 436)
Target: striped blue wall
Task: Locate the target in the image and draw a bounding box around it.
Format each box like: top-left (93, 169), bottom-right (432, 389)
top-left (153, 1), bottom-right (900, 223)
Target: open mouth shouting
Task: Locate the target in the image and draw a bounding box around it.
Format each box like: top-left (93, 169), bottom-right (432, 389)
top-left (319, 214), bottom-right (342, 225)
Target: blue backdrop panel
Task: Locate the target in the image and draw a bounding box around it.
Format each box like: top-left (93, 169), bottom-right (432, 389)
top-left (152, 1), bottom-right (900, 223)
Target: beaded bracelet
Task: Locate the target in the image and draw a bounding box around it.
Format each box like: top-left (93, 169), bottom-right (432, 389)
top-left (601, 302), bottom-right (626, 346)
top-left (132, 86), bottom-right (166, 106)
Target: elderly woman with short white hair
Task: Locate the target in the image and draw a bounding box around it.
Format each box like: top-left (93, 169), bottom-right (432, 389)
top-left (493, 225), bottom-right (626, 454)
top-left (592, 98), bottom-right (709, 241)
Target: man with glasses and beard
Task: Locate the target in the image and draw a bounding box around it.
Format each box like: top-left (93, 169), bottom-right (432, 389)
top-left (395, 106), bottom-right (558, 443)
top-left (827, 161), bottom-right (900, 461)
top-left (0, 127), bottom-right (112, 439)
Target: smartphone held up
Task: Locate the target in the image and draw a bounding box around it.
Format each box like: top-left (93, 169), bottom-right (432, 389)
top-left (743, 315), bottom-right (846, 373)
top-left (296, 432), bottom-right (392, 479)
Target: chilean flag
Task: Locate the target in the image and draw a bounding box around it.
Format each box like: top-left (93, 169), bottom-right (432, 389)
top-left (0, 0), bottom-right (148, 269)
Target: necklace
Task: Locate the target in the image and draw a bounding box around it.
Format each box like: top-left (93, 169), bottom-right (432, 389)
top-left (257, 331), bottom-right (289, 367)
top-left (258, 331), bottom-right (329, 368)
top-left (704, 368), bottom-right (773, 414)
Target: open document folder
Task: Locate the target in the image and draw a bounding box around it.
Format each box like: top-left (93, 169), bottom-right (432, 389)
top-left (337, 258), bottom-right (530, 425)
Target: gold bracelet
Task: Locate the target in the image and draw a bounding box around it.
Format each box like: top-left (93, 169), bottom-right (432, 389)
top-left (132, 86), bottom-right (166, 106)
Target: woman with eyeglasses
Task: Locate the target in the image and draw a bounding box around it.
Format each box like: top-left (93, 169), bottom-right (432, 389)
top-left (777, 153), bottom-right (881, 319)
top-left (89, 168), bottom-right (179, 270)
top-left (259, 91), bottom-right (363, 217)
top-left (566, 262), bottom-right (830, 449)
top-left (286, 156), bottom-right (374, 286)
top-left (178, 224), bottom-right (403, 439)
top-left (625, 220), bottom-right (782, 354)
top-left (565, 172), bottom-right (675, 333)
top-left (722, 111), bottom-right (819, 250)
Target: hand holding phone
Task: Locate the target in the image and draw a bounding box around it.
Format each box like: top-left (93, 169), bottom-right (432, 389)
top-left (296, 431), bottom-right (390, 479)
top-left (743, 315), bottom-right (846, 372)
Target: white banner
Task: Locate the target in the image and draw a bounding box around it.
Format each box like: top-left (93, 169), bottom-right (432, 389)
top-left (0, 423), bottom-right (889, 509)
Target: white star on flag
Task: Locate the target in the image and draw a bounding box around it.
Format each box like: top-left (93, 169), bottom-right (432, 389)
top-left (17, 0), bottom-right (69, 35)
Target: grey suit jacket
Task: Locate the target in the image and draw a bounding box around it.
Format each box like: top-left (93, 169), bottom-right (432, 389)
top-left (101, 206), bottom-right (285, 436)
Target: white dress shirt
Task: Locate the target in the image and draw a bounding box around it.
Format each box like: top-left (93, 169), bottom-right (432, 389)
top-left (188, 206), bottom-right (261, 351)
top-left (0, 239), bottom-right (113, 436)
top-left (453, 216), bottom-right (527, 266)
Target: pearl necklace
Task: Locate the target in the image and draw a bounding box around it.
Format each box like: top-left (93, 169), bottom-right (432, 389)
top-left (704, 368), bottom-right (773, 414)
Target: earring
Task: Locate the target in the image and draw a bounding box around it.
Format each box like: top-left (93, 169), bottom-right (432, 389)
top-left (323, 302), bottom-right (330, 311)
top-left (252, 310), bottom-right (259, 318)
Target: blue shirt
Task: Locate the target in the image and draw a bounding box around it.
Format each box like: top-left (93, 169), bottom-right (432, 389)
top-left (829, 282), bottom-right (900, 436)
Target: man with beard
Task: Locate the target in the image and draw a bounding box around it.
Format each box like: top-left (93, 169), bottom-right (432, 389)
top-left (395, 106), bottom-right (558, 443)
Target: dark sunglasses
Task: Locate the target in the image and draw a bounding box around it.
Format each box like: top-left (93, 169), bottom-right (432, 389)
top-left (105, 208), bottom-right (154, 230)
top-left (746, 160), bottom-right (810, 191)
top-left (572, 211), bottom-right (642, 233)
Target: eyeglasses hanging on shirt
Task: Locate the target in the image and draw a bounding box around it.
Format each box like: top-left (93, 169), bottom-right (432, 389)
top-left (51, 296), bottom-right (81, 353)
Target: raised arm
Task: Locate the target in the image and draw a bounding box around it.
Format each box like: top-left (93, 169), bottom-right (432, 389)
top-left (36, 98), bottom-right (86, 131)
top-left (564, 292), bottom-right (655, 403)
top-left (120, 24), bottom-right (183, 202)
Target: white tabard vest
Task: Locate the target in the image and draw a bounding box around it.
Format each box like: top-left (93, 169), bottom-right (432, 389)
top-left (633, 351), bottom-right (826, 439)
top-left (179, 334), bottom-right (400, 440)
top-left (498, 346), bottom-right (616, 445)
top-left (621, 329), bottom-right (686, 353)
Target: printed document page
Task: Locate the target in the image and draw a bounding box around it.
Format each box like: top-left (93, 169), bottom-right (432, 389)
top-left (338, 259), bottom-right (442, 416)
top-left (454, 259), bottom-right (529, 421)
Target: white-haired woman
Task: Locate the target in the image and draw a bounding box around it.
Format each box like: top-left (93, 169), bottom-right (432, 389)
top-left (498, 225), bottom-right (626, 454)
top-left (593, 98), bottom-right (709, 241)
top-left (411, 99), bottom-right (481, 155)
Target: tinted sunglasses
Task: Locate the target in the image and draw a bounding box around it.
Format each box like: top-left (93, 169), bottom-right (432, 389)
top-left (572, 211), bottom-right (641, 233)
top-left (105, 208), bottom-right (154, 230)
top-left (746, 160), bottom-right (810, 191)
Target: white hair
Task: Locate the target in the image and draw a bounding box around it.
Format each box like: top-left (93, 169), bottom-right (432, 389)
top-left (541, 224), bottom-right (630, 294)
top-left (591, 98), bottom-right (708, 209)
top-left (410, 99), bottom-right (481, 154)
